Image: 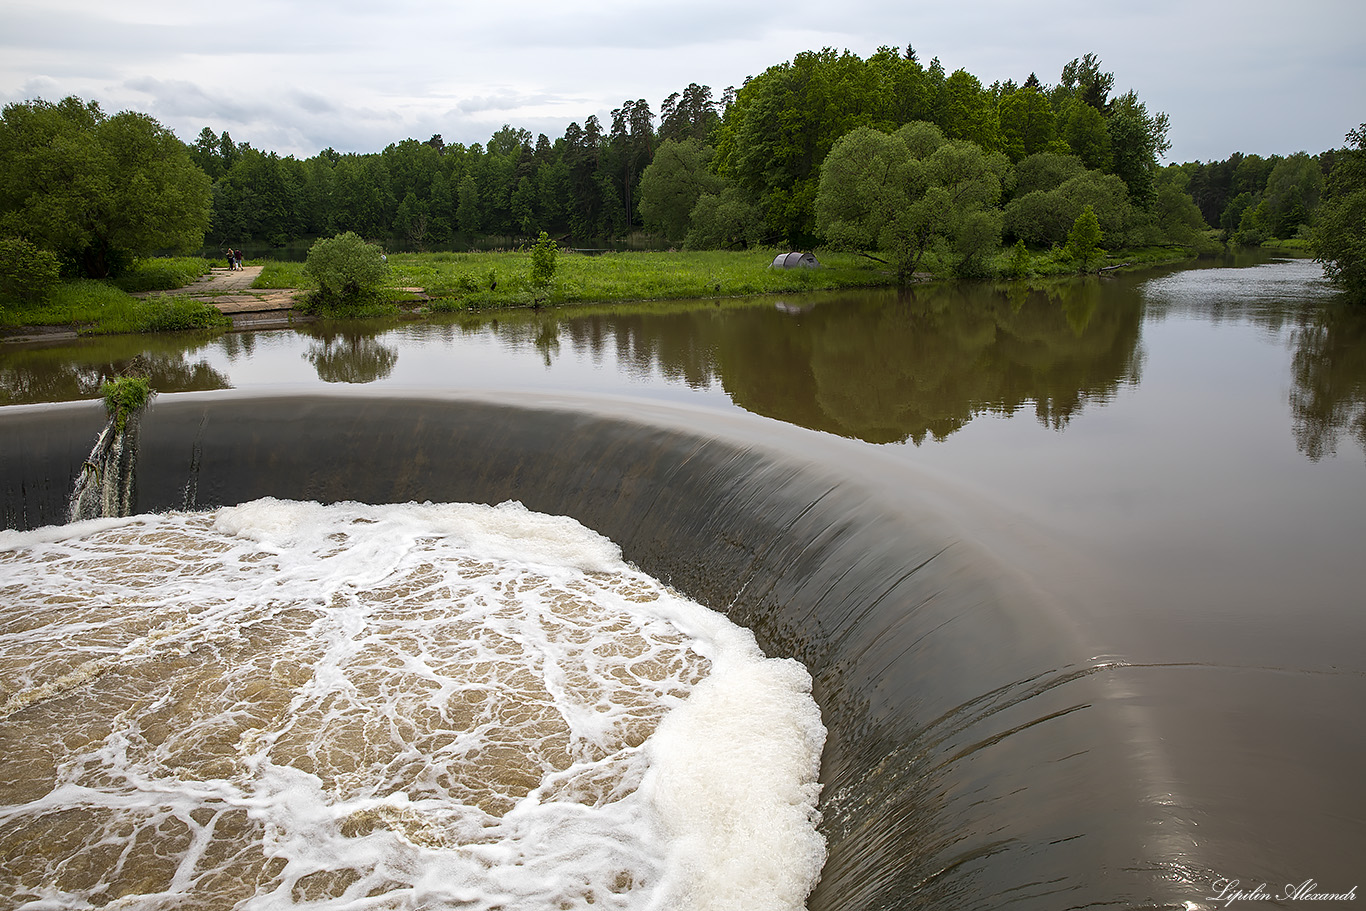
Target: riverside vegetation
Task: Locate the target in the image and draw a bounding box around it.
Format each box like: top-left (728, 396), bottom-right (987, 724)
top-left (0, 255), bottom-right (228, 336)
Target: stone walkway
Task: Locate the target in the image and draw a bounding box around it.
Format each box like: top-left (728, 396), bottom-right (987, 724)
top-left (146, 265), bottom-right (299, 314)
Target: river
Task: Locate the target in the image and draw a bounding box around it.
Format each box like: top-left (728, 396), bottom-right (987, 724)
top-left (1, 254), bottom-right (1363, 909)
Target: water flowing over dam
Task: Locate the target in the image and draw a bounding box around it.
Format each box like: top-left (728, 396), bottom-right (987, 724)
top-left (2, 388), bottom-right (1363, 909)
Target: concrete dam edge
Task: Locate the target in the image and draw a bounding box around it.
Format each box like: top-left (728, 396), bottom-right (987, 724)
top-left (1, 391), bottom-right (1194, 909)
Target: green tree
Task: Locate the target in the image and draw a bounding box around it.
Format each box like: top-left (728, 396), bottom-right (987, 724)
top-left (457, 173), bottom-right (481, 237)
top-left (1012, 151), bottom-right (1087, 197)
top-left (1312, 124), bottom-right (1366, 302)
top-left (212, 148), bottom-right (303, 246)
top-left (715, 48), bottom-right (882, 245)
top-left (1262, 152), bottom-right (1323, 238)
top-left (1004, 170), bottom-right (1132, 247)
top-left (1153, 166), bottom-right (1210, 245)
top-left (1105, 91), bottom-right (1170, 207)
top-left (0, 96), bottom-right (211, 277)
top-left (998, 85), bottom-right (1056, 162)
top-left (685, 186), bottom-right (762, 249)
top-left (659, 83), bottom-right (721, 144)
top-left (815, 122), bottom-right (1006, 280)
top-left (1059, 100), bottom-right (1112, 172)
top-left (638, 139), bottom-right (723, 243)
top-left (939, 69), bottom-right (997, 148)
top-left (814, 126), bottom-right (920, 255)
top-left (1066, 204), bottom-right (1105, 271)
top-left (1058, 53), bottom-right (1114, 111)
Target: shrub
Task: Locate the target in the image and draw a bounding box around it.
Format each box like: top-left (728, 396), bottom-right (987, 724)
top-left (100, 376), bottom-right (153, 431)
top-left (304, 232), bottom-right (388, 301)
top-left (0, 236), bottom-right (62, 305)
top-left (1004, 239), bottom-right (1034, 278)
top-left (530, 232), bottom-right (558, 286)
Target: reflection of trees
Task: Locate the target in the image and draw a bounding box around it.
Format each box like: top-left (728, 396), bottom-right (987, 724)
top-left (1289, 304), bottom-right (1366, 461)
top-left (534, 282), bottom-right (1143, 445)
top-left (0, 346), bottom-right (230, 406)
top-left (1142, 256), bottom-right (1364, 462)
top-left (714, 280), bottom-right (1143, 444)
top-left (301, 323), bottom-right (399, 384)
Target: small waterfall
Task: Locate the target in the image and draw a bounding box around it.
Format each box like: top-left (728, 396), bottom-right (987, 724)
top-left (67, 381), bottom-right (148, 522)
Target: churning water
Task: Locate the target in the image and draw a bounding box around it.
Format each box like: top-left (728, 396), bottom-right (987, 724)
top-left (0, 499), bottom-right (826, 910)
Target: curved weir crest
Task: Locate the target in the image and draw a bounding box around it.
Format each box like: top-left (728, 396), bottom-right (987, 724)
top-left (0, 388), bottom-right (1351, 908)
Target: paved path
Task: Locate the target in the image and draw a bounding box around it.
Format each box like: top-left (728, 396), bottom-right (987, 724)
top-left (140, 265), bottom-right (299, 314)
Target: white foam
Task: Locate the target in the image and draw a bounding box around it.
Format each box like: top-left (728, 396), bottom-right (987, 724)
top-left (0, 500), bottom-right (825, 911)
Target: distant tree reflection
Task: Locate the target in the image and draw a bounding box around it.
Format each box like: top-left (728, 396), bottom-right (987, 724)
top-left (524, 281), bottom-right (1144, 445)
top-left (302, 323), bottom-right (399, 384)
top-left (0, 349), bottom-right (229, 406)
top-left (1290, 304), bottom-right (1366, 460)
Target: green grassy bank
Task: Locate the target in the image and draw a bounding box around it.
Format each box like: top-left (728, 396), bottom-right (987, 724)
top-left (3, 246), bottom-right (1202, 337)
top-left (264, 245), bottom-right (1201, 317)
top-left (0, 257), bottom-right (228, 337)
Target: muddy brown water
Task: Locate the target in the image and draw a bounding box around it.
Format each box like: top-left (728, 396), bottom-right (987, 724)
top-left (2, 254), bottom-right (1364, 908)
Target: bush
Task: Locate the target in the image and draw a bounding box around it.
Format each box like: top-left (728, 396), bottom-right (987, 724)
top-left (304, 232), bottom-right (388, 301)
top-left (0, 236), bottom-right (62, 304)
top-left (1004, 239), bottom-right (1034, 278)
top-left (530, 232), bottom-right (558, 286)
top-left (100, 376), bottom-right (153, 431)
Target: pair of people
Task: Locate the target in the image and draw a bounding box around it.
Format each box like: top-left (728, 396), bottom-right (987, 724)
top-left (225, 249), bottom-right (243, 270)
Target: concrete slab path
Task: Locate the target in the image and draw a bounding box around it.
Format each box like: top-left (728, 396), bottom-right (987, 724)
top-left (139, 265), bottom-right (299, 314)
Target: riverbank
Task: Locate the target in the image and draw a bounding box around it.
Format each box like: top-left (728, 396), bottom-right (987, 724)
top-left (267, 245), bottom-right (1202, 316)
top-left (2, 245), bottom-right (1203, 343)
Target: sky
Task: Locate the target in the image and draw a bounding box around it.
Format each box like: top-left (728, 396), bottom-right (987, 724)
top-left (2, 0), bottom-right (1363, 164)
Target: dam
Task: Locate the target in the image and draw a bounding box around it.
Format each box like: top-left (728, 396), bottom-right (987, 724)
top-left (2, 385), bottom-right (1361, 909)
top-left (2, 258), bottom-right (1364, 908)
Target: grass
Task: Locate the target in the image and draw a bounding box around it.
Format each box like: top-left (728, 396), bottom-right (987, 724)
top-left (0, 279), bottom-right (229, 336)
top-left (112, 257), bottom-right (215, 293)
top-left (254, 248), bottom-right (890, 302)
top-left (1258, 237), bottom-right (1314, 253)
top-left (0, 244), bottom-right (1205, 336)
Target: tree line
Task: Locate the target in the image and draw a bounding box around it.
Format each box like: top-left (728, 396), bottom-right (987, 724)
top-left (2, 46), bottom-right (1362, 301)
top-left (191, 49), bottom-right (1182, 257)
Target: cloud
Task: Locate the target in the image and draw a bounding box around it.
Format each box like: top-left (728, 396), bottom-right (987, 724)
top-left (2, 0), bottom-right (1364, 161)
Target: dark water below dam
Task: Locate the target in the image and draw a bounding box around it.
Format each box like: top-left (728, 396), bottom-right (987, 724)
top-left (2, 255), bottom-right (1364, 908)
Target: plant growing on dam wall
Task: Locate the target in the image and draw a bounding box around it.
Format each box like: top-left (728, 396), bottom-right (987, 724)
top-left (100, 376), bottom-right (152, 431)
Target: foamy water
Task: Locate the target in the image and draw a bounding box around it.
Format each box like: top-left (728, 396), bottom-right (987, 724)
top-left (0, 499), bottom-right (826, 910)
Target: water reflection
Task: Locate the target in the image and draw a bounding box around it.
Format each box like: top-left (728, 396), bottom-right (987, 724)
top-left (1290, 304), bottom-right (1366, 461)
top-left (0, 335), bottom-right (230, 406)
top-left (1140, 257), bottom-right (1366, 461)
top-left (537, 280), bottom-right (1144, 445)
top-left (301, 322), bottom-right (400, 384)
top-left (2, 258), bottom-right (1364, 463)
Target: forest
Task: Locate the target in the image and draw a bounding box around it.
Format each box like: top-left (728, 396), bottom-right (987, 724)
top-left (2, 46), bottom-right (1360, 295)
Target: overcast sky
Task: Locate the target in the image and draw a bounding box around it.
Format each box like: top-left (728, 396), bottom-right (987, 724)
top-left (3, 0), bottom-right (1362, 164)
